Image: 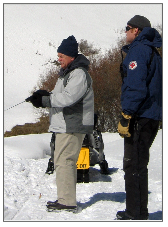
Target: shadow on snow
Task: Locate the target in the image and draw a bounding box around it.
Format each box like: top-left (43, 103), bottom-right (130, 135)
top-left (77, 192), bottom-right (126, 210)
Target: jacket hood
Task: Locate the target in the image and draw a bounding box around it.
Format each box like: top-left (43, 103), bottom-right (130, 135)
top-left (71, 54), bottom-right (90, 70)
top-left (59, 54), bottom-right (90, 76)
top-left (122, 27), bottom-right (162, 53)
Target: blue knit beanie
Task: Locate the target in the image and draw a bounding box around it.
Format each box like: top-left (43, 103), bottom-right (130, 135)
top-left (57, 35), bottom-right (78, 57)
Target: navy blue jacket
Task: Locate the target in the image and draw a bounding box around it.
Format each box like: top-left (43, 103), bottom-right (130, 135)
top-left (121, 27), bottom-right (162, 120)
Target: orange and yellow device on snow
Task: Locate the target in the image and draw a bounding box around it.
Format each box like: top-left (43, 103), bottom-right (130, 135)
top-left (76, 147), bottom-right (90, 169)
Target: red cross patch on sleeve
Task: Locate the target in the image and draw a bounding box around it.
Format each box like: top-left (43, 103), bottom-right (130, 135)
top-left (129, 61), bottom-right (137, 70)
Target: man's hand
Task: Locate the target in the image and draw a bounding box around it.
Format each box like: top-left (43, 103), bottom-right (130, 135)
top-left (118, 112), bottom-right (132, 137)
top-left (25, 90), bottom-right (50, 108)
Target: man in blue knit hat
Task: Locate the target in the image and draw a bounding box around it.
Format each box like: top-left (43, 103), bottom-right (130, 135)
top-left (27, 35), bottom-right (94, 211)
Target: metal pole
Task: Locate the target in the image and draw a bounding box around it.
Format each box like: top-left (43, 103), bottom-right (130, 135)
top-left (4, 100), bottom-right (26, 111)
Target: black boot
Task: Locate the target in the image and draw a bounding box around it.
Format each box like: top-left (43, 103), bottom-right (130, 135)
top-left (116, 211), bottom-right (134, 220)
top-left (47, 201), bottom-right (77, 212)
top-left (47, 200), bottom-right (58, 205)
top-left (116, 210), bottom-right (149, 220)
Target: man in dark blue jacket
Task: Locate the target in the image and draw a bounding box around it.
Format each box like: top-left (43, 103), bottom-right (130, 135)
top-left (117, 15), bottom-right (162, 220)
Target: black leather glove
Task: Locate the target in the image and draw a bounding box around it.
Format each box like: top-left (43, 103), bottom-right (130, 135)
top-left (118, 112), bottom-right (132, 137)
top-left (25, 90), bottom-right (50, 108)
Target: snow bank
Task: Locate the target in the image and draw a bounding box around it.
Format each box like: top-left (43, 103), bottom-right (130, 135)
top-left (4, 130), bottom-right (162, 221)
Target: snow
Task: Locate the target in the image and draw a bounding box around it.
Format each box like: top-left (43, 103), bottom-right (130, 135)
top-left (4, 130), bottom-right (162, 221)
top-left (3, 2), bottom-right (164, 223)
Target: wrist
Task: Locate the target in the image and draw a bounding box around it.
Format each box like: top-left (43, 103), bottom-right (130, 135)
top-left (122, 112), bottom-right (132, 120)
top-left (42, 96), bottom-right (51, 108)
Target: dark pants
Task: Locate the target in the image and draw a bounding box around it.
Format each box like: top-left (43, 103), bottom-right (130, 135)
top-left (123, 118), bottom-right (159, 219)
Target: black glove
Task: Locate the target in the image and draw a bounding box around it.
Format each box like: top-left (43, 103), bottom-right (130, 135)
top-left (25, 90), bottom-right (50, 108)
top-left (118, 112), bottom-right (132, 137)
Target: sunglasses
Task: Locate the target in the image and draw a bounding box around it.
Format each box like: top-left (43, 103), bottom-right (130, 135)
top-left (125, 26), bottom-right (134, 32)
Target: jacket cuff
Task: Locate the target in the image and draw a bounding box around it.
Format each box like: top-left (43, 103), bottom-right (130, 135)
top-left (42, 96), bottom-right (51, 107)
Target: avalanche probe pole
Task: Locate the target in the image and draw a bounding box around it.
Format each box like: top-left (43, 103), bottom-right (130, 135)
top-left (4, 96), bottom-right (33, 111)
top-left (4, 100), bottom-right (26, 111)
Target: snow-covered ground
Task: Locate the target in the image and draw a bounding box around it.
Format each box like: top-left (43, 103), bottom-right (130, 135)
top-left (4, 130), bottom-right (162, 221)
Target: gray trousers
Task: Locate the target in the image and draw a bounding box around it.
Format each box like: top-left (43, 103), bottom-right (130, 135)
top-left (54, 133), bottom-right (85, 206)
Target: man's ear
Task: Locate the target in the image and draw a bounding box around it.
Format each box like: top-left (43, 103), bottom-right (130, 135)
top-left (70, 57), bottom-right (75, 63)
top-left (134, 27), bottom-right (139, 35)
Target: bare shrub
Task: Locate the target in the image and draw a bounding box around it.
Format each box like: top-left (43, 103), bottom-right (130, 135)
top-left (5, 26), bottom-right (162, 136)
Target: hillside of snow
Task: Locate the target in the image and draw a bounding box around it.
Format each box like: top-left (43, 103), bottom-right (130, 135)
top-left (4, 4), bottom-right (162, 132)
top-left (4, 130), bottom-right (162, 221)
